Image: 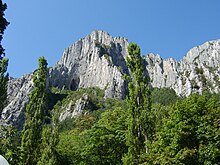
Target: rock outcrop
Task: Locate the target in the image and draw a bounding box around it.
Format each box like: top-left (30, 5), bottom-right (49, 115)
top-left (1, 30), bottom-right (220, 126)
top-left (59, 93), bottom-right (95, 121)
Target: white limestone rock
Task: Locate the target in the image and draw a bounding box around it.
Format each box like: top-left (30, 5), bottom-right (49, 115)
top-left (0, 73), bottom-right (33, 128)
top-left (143, 39), bottom-right (220, 96)
top-left (49, 30), bottom-right (129, 99)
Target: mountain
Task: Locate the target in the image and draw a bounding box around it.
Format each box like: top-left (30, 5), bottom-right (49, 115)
top-left (1, 30), bottom-right (220, 127)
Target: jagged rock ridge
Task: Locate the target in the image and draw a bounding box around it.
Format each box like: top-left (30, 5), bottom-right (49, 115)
top-left (1, 30), bottom-right (220, 126)
top-left (144, 40), bottom-right (220, 96)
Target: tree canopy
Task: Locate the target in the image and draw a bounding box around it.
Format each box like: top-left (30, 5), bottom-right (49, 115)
top-left (123, 43), bottom-right (152, 165)
top-left (0, 0), bottom-right (9, 115)
top-left (19, 57), bottom-right (48, 165)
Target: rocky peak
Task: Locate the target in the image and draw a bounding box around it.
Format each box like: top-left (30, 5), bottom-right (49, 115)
top-left (49, 30), bottom-right (129, 99)
top-left (143, 54), bottom-right (179, 89)
top-left (143, 39), bottom-right (220, 96)
top-left (177, 39), bottom-right (220, 95)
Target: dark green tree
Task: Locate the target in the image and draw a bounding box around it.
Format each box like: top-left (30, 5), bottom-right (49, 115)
top-left (146, 93), bottom-right (220, 164)
top-left (197, 94), bottom-right (220, 164)
top-left (37, 106), bottom-right (60, 165)
top-left (19, 57), bottom-right (48, 165)
top-left (81, 107), bottom-right (128, 165)
top-left (123, 43), bottom-right (152, 165)
top-left (0, 126), bottom-right (20, 165)
top-left (37, 125), bottom-right (59, 165)
top-left (0, 0), bottom-right (9, 114)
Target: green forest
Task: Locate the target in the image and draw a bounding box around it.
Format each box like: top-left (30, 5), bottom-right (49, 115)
top-left (0, 1), bottom-right (220, 165)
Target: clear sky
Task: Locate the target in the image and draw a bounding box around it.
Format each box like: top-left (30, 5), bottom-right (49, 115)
top-left (3, 0), bottom-right (220, 78)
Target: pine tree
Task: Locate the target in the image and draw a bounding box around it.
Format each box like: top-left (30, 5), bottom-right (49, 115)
top-left (123, 43), bottom-right (152, 165)
top-left (19, 57), bottom-right (48, 165)
top-left (0, 0), bottom-right (9, 114)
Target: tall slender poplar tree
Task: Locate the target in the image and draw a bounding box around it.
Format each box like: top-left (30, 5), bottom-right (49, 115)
top-left (37, 111), bottom-right (59, 165)
top-left (123, 43), bottom-right (152, 165)
top-left (19, 57), bottom-right (48, 165)
top-left (0, 0), bottom-right (9, 114)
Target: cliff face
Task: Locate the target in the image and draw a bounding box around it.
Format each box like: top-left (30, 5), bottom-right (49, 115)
top-left (1, 74), bottom-right (33, 128)
top-left (49, 30), bottom-right (129, 99)
top-left (1, 30), bottom-right (220, 126)
top-left (144, 40), bottom-right (220, 96)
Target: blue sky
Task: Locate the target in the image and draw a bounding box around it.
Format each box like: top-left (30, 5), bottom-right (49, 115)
top-left (3, 0), bottom-right (220, 78)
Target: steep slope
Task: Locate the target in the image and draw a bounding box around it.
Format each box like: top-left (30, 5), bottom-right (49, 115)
top-left (1, 30), bottom-right (220, 127)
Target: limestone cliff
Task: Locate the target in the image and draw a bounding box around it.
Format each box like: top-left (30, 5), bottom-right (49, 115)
top-left (144, 40), bottom-right (220, 96)
top-left (1, 30), bottom-right (220, 126)
top-left (49, 30), bottom-right (128, 99)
